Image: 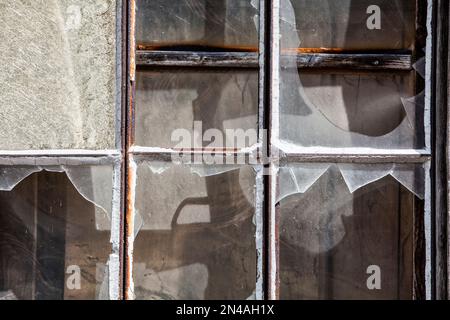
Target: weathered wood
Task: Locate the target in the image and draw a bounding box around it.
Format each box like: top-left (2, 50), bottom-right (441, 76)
top-left (137, 50), bottom-right (413, 70)
top-left (281, 153), bottom-right (431, 164)
top-left (292, 53), bottom-right (412, 70)
top-left (433, 0), bottom-right (449, 300)
top-left (414, 195), bottom-right (426, 299)
top-left (137, 50), bottom-right (258, 68)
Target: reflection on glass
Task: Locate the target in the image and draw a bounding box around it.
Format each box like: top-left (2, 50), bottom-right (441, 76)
top-left (279, 164), bottom-right (424, 300)
top-left (135, 70), bottom-right (258, 149)
top-left (279, 0), bottom-right (425, 150)
top-left (136, 0), bottom-right (259, 50)
top-left (0, 170), bottom-right (112, 300)
top-left (281, 0), bottom-right (416, 51)
top-left (133, 162), bottom-right (257, 300)
top-left (279, 71), bottom-right (424, 149)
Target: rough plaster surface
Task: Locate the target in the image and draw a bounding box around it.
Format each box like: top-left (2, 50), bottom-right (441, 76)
top-left (0, 0), bottom-right (117, 150)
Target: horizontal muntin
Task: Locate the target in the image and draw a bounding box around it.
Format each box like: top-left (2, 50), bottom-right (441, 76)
top-left (137, 50), bottom-right (413, 70)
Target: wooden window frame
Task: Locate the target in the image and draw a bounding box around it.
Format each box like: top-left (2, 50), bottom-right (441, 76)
top-left (123, 0), bottom-right (450, 300)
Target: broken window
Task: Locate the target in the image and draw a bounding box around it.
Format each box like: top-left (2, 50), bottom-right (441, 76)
top-left (0, 0), bottom-right (442, 301)
top-left (0, 160), bottom-right (120, 300)
top-left (0, 0), bottom-right (122, 301)
top-left (131, 161), bottom-right (257, 299)
top-left (278, 163), bottom-right (424, 299)
top-left (127, 0), bottom-right (435, 301)
top-left (266, 0), bottom-right (431, 300)
top-left (277, 0), bottom-right (427, 151)
top-left (128, 0), bottom-right (262, 300)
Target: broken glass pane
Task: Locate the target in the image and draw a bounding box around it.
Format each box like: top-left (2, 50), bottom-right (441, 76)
top-left (0, 166), bottom-right (115, 300)
top-left (0, 1), bottom-right (118, 150)
top-left (281, 0), bottom-right (417, 51)
top-left (135, 70), bottom-right (258, 150)
top-left (277, 0), bottom-right (427, 151)
top-left (136, 0), bottom-right (259, 50)
top-left (278, 163), bottom-right (425, 299)
top-left (279, 71), bottom-right (425, 149)
top-left (132, 161), bottom-right (257, 300)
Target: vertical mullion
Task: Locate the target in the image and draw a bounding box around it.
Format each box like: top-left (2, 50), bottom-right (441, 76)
top-left (256, 0), bottom-right (266, 301)
top-left (124, 0), bottom-right (136, 300)
top-left (432, 0), bottom-right (449, 300)
top-left (255, 167), bottom-right (265, 300)
top-left (267, 0), bottom-right (281, 300)
top-left (115, 0), bottom-right (128, 301)
top-left (424, 0), bottom-right (435, 300)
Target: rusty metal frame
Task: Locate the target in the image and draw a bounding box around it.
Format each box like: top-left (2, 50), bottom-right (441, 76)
top-left (124, 0), bottom-right (135, 300)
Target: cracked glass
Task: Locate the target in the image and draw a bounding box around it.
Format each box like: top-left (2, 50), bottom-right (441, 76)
top-left (278, 0), bottom-right (426, 150)
top-left (0, 165), bottom-right (115, 300)
top-left (278, 163), bottom-right (424, 300)
top-left (132, 161), bottom-right (257, 300)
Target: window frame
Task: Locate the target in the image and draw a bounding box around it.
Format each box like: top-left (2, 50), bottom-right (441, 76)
top-left (123, 0), bottom-right (449, 300)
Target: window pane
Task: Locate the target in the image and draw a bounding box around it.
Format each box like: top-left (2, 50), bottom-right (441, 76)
top-left (281, 0), bottom-right (417, 51)
top-left (0, 1), bottom-right (117, 150)
top-left (279, 71), bottom-right (425, 149)
top-left (278, 163), bottom-right (425, 299)
top-left (0, 166), bottom-right (114, 300)
top-left (132, 161), bottom-right (257, 300)
top-left (136, 0), bottom-right (259, 50)
top-left (135, 70), bottom-right (258, 149)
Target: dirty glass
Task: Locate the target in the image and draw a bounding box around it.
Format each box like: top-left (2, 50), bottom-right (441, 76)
top-left (135, 70), bottom-right (258, 149)
top-left (282, 0), bottom-right (417, 51)
top-left (132, 161), bottom-right (257, 300)
top-left (0, 0), bottom-right (117, 150)
top-left (136, 0), bottom-right (259, 51)
top-left (278, 163), bottom-right (424, 299)
top-left (0, 166), bottom-right (114, 300)
top-left (278, 0), bottom-right (426, 151)
top-left (279, 71), bottom-right (424, 149)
